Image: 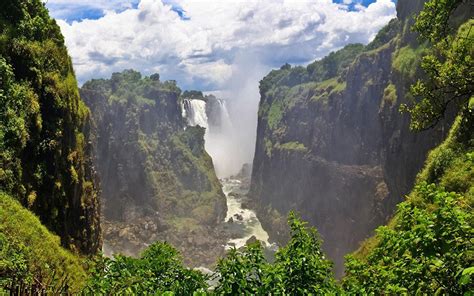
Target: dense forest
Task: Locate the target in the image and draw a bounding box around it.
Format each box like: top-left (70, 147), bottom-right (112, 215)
top-left (1, 0), bottom-right (473, 294)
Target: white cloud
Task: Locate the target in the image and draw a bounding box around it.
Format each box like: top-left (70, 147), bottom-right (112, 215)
top-left (48, 0), bottom-right (396, 175)
top-left (51, 0), bottom-right (396, 89)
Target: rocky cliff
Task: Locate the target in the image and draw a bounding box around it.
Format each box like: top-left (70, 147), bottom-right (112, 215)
top-left (249, 0), bottom-right (472, 276)
top-left (0, 0), bottom-right (100, 254)
top-left (81, 71), bottom-right (228, 266)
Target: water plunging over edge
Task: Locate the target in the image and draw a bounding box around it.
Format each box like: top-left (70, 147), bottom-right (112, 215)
top-left (182, 98), bottom-right (274, 251)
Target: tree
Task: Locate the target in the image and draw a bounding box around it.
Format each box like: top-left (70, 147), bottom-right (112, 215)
top-left (401, 0), bottom-right (473, 130)
top-left (214, 242), bottom-right (269, 295)
top-left (269, 211), bottom-right (338, 295)
top-left (214, 212), bottom-right (338, 295)
top-left (83, 242), bottom-right (208, 295)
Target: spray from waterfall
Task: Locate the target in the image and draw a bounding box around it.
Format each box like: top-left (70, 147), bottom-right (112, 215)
top-left (182, 96), bottom-right (239, 177)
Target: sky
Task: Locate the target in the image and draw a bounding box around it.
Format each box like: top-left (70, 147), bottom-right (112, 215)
top-left (45, 0), bottom-right (397, 91)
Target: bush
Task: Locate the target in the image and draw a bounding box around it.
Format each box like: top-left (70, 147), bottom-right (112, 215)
top-left (214, 212), bottom-right (338, 295)
top-left (84, 241), bottom-right (208, 295)
top-left (343, 183), bottom-right (473, 294)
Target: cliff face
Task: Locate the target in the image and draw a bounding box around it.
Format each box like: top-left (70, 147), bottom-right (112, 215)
top-left (250, 0), bottom-right (463, 275)
top-left (81, 71), bottom-right (227, 266)
top-left (0, 0), bottom-right (100, 254)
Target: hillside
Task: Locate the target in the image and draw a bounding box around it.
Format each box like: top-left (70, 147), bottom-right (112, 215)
top-left (0, 192), bottom-right (87, 294)
top-left (0, 0), bottom-right (100, 254)
top-left (249, 0), bottom-right (473, 276)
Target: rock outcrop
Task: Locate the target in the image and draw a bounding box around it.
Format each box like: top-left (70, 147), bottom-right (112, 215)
top-left (249, 0), bottom-right (472, 276)
top-left (81, 71), bottom-right (227, 266)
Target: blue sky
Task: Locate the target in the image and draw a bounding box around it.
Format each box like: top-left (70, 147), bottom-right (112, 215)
top-left (46, 0), bottom-right (397, 90)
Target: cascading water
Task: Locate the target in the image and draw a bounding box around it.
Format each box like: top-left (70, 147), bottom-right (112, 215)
top-left (183, 99), bottom-right (208, 128)
top-left (182, 96), bottom-right (272, 251)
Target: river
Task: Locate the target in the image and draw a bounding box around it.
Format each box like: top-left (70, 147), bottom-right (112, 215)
top-left (220, 178), bottom-right (272, 250)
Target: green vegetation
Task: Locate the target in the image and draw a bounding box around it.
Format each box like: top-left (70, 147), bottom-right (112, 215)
top-left (342, 1), bottom-right (474, 293)
top-left (306, 43), bottom-right (365, 82)
top-left (276, 141), bottom-right (308, 153)
top-left (258, 42), bottom-right (360, 152)
top-left (214, 211), bottom-right (338, 295)
top-left (312, 78), bottom-right (346, 101)
top-left (260, 43), bottom-right (363, 96)
top-left (1, 0), bottom-right (473, 294)
top-left (344, 111), bottom-right (473, 294)
top-left (0, 0), bottom-right (100, 254)
top-left (214, 242), bottom-right (269, 295)
top-left (81, 70), bottom-right (225, 250)
top-left (402, 1), bottom-right (473, 130)
top-left (381, 83), bottom-right (397, 108)
top-left (366, 18), bottom-right (401, 50)
top-left (80, 212), bottom-right (336, 295)
top-left (264, 138), bottom-right (273, 157)
top-left (84, 242), bottom-right (207, 295)
top-left (0, 192), bottom-right (87, 294)
top-left (392, 45), bottom-right (426, 79)
top-left (267, 100), bottom-right (284, 130)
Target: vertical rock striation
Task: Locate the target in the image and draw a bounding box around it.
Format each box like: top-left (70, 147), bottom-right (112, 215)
top-left (250, 0), bottom-right (472, 276)
top-left (81, 71), bottom-right (227, 266)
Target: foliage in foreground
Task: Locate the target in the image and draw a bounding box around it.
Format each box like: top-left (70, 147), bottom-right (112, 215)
top-left (343, 183), bottom-right (473, 294)
top-left (0, 192), bottom-right (87, 294)
top-left (84, 211), bottom-right (337, 295)
top-left (208, 211), bottom-right (338, 295)
top-left (84, 242), bottom-right (208, 295)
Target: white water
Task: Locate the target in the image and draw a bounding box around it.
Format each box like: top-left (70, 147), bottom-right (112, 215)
top-left (215, 99), bottom-right (233, 132)
top-left (183, 99), bottom-right (208, 128)
top-left (221, 178), bottom-right (270, 250)
top-left (182, 98), bottom-right (272, 250)
top-left (204, 99), bottom-right (242, 178)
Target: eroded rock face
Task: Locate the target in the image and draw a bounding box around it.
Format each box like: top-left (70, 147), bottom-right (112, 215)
top-left (249, 0), bottom-right (467, 277)
top-left (81, 70), bottom-right (227, 266)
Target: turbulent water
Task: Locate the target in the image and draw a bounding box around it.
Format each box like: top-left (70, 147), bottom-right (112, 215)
top-left (183, 97), bottom-right (273, 251)
top-left (221, 178), bottom-right (270, 249)
top-left (183, 99), bottom-right (208, 128)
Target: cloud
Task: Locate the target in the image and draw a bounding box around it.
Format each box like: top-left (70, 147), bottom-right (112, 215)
top-left (47, 0), bottom-right (396, 175)
top-left (50, 0), bottom-right (396, 90)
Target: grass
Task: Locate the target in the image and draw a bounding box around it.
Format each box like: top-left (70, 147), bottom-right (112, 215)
top-left (310, 78), bottom-right (346, 102)
top-left (0, 192), bottom-right (87, 293)
top-left (392, 45), bottom-right (427, 79)
top-left (381, 83), bottom-right (397, 109)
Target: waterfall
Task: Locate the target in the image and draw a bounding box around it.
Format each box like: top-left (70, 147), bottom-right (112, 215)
top-left (217, 99), bottom-right (233, 132)
top-left (181, 96), bottom-right (241, 177)
top-left (183, 99), bottom-right (208, 128)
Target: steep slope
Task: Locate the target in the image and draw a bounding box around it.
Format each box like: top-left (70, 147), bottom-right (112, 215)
top-left (0, 0), bottom-right (100, 254)
top-left (249, 0), bottom-right (472, 276)
top-left (80, 71), bottom-right (227, 267)
top-left (0, 192), bottom-right (87, 293)
top-left (344, 107), bottom-right (473, 293)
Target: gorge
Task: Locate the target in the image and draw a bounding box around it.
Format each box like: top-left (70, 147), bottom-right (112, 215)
top-left (1, 0), bottom-right (472, 294)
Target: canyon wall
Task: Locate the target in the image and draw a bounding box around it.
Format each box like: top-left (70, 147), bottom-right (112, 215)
top-left (81, 72), bottom-right (227, 266)
top-left (249, 0), bottom-right (472, 275)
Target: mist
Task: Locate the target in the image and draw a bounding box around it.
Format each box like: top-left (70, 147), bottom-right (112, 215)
top-left (205, 52), bottom-right (269, 178)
